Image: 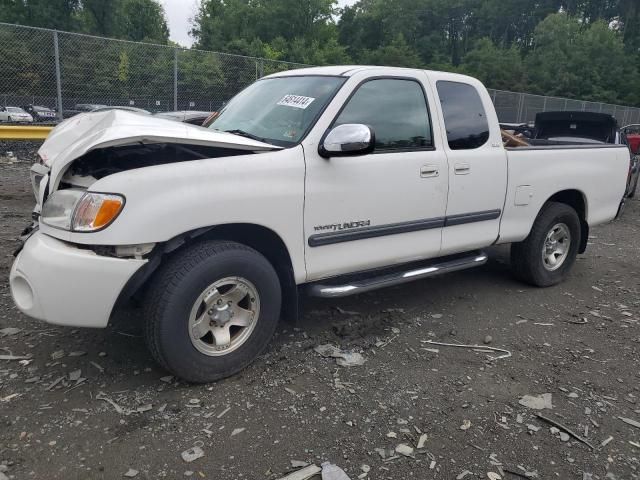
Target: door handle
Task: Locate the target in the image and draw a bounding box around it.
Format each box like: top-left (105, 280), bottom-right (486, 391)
top-left (454, 163), bottom-right (471, 175)
top-left (420, 165), bottom-right (439, 178)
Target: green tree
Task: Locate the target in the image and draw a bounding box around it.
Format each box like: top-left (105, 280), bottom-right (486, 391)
top-left (361, 33), bottom-right (423, 68)
top-left (461, 38), bottom-right (525, 91)
top-left (524, 13), bottom-right (637, 103)
top-left (0, 0), bottom-right (79, 30)
top-left (121, 0), bottom-right (169, 43)
top-left (79, 0), bottom-right (122, 36)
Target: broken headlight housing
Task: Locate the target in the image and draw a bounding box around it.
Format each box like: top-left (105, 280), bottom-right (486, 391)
top-left (41, 189), bottom-right (125, 232)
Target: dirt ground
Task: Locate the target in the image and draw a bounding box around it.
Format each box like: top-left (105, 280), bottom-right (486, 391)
top-left (1, 142), bottom-right (639, 480)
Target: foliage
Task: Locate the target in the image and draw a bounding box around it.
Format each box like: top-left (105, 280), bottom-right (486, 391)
top-left (2, 0), bottom-right (640, 106)
top-left (187, 0), bottom-right (640, 105)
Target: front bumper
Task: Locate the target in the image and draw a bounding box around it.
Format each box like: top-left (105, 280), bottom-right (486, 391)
top-left (10, 231), bottom-right (146, 328)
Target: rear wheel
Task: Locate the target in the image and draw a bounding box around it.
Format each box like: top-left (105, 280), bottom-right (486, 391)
top-left (144, 240), bottom-right (281, 383)
top-left (511, 202), bottom-right (581, 287)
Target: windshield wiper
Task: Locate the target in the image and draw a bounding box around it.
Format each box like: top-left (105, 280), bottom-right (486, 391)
top-left (224, 129), bottom-right (269, 144)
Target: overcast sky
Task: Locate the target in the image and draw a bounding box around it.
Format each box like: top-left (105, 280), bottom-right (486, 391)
top-left (161, 0), bottom-right (358, 47)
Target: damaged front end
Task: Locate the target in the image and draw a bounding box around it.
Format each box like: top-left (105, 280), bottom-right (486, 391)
top-left (21, 109), bottom-right (280, 255)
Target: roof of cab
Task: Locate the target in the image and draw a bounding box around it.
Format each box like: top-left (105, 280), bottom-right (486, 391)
top-left (264, 65), bottom-right (480, 85)
top-left (264, 65), bottom-right (373, 78)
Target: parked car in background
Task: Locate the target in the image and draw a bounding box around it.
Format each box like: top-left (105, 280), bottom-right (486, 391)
top-left (10, 66), bottom-right (630, 383)
top-left (154, 110), bottom-right (212, 125)
top-left (621, 124), bottom-right (640, 154)
top-left (22, 105), bottom-right (57, 122)
top-left (62, 104), bottom-right (108, 118)
top-left (0, 106), bottom-right (34, 123)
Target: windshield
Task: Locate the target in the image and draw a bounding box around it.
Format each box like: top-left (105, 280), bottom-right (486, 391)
top-left (7, 107), bottom-right (24, 113)
top-left (209, 76), bottom-right (345, 146)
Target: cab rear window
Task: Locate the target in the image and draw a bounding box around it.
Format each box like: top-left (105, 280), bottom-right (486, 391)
top-left (437, 81), bottom-right (490, 150)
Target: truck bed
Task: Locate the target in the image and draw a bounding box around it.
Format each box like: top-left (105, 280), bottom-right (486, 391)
top-left (498, 144), bottom-right (629, 244)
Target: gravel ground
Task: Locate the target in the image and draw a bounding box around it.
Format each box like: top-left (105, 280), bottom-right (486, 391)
top-left (1, 142), bottom-right (639, 480)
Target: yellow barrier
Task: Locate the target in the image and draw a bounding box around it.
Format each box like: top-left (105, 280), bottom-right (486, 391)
top-left (0, 125), bottom-right (54, 140)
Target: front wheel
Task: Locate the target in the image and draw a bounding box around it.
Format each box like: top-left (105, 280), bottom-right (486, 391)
top-left (144, 240), bottom-right (281, 383)
top-left (511, 202), bottom-right (581, 287)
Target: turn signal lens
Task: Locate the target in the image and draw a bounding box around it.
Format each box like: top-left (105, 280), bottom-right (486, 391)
top-left (72, 193), bottom-right (124, 231)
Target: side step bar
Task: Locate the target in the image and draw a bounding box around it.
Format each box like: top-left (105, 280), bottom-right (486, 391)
top-left (307, 251), bottom-right (488, 298)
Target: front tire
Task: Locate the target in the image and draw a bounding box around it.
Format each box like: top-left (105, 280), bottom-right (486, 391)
top-left (144, 240), bottom-right (281, 383)
top-left (511, 202), bottom-right (581, 287)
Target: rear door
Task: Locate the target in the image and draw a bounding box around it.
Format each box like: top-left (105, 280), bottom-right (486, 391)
top-left (302, 72), bottom-right (449, 281)
top-left (433, 77), bottom-right (508, 255)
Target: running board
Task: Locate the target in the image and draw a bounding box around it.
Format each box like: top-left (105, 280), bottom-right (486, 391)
top-left (307, 251), bottom-right (488, 298)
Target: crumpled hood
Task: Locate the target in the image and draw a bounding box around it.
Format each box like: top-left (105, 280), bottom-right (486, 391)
top-left (39, 110), bottom-right (280, 190)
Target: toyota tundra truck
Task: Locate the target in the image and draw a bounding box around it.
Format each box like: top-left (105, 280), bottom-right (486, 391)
top-left (9, 66), bottom-right (630, 382)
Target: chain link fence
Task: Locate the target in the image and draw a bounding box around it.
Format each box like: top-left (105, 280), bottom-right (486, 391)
top-left (489, 89), bottom-right (640, 126)
top-left (2, 22), bottom-right (640, 126)
top-left (0, 22), bottom-right (307, 119)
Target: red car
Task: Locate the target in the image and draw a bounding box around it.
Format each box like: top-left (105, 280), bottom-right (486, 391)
top-left (622, 124), bottom-right (640, 155)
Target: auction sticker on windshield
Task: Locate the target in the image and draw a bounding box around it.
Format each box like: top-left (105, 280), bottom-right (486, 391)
top-left (277, 94), bottom-right (315, 109)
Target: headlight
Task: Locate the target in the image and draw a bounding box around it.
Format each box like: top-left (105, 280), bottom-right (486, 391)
top-left (41, 189), bottom-right (125, 232)
top-left (73, 192), bottom-right (125, 231)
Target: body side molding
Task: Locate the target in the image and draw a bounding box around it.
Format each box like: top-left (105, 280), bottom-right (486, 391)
top-left (308, 209), bottom-right (501, 247)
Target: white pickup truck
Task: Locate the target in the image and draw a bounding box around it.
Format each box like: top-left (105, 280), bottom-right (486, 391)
top-left (10, 66), bottom-right (630, 382)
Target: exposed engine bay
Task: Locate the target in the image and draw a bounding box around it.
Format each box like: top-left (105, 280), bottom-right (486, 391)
top-left (63, 142), bottom-right (252, 186)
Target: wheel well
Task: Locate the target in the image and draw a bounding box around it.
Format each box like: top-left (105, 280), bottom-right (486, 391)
top-left (168, 224), bottom-right (299, 323)
top-left (547, 190), bottom-right (589, 254)
top-left (115, 224), bottom-right (300, 323)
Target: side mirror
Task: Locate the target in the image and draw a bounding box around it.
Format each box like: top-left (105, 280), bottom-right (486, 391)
top-left (319, 124), bottom-right (375, 158)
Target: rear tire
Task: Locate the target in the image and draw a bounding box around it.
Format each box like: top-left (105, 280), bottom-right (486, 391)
top-left (511, 202), bottom-right (581, 287)
top-left (144, 240), bottom-right (281, 383)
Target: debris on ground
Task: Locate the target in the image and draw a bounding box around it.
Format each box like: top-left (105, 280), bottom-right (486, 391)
top-left (0, 327), bottom-right (21, 336)
top-left (96, 392), bottom-right (130, 415)
top-left (536, 414), bottom-right (595, 450)
top-left (321, 462), bottom-right (351, 480)
top-left (181, 446), bottom-right (205, 463)
top-left (420, 340), bottom-right (511, 360)
top-left (518, 393), bottom-right (553, 410)
top-left (334, 306), bottom-right (361, 316)
top-left (276, 464), bottom-right (322, 480)
top-left (314, 344), bottom-right (365, 367)
top-left (395, 444), bottom-right (414, 457)
top-left (0, 354), bottom-right (31, 361)
top-left (456, 471), bottom-right (473, 479)
top-left (601, 436), bottom-right (614, 447)
top-left (618, 417), bottom-right (640, 429)
top-left (123, 468), bottom-right (139, 477)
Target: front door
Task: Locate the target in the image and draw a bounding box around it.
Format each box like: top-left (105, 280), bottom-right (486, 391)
top-left (303, 75), bottom-right (450, 281)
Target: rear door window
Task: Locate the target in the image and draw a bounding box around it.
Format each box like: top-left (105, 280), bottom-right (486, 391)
top-left (437, 81), bottom-right (490, 150)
